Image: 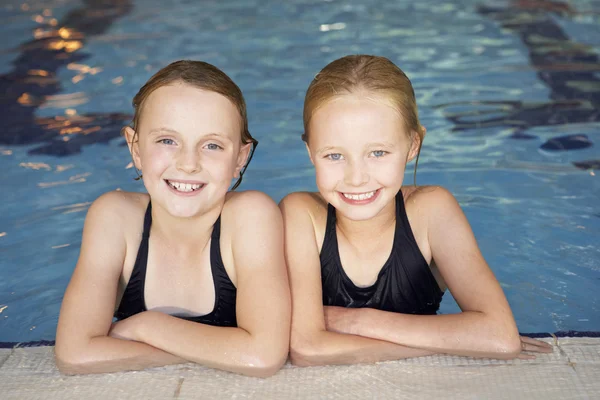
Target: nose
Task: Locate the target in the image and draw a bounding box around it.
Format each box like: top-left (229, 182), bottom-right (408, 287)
top-left (176, 146), bottom-right (202, 174)
top-left (344, 158), bottom-right (369, 187)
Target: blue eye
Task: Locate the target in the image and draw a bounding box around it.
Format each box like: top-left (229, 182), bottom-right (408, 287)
top-left (372, 150), bottom-right (386, 158)
top-left (326, 153), bottom-right (343, 161)
top-left (159, 138), bottom-right (175, 145)
top-left (206, 143), bottom-right (223, 150)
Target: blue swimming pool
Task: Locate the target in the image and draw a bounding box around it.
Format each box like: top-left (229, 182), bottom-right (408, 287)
top-left (0, 0), bottom-right (598, 343)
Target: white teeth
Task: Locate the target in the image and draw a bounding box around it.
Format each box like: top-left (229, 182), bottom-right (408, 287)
top-left (168, 181), bottom-right (203, 192)
top-left (343, 190), bottom-right (376, 201)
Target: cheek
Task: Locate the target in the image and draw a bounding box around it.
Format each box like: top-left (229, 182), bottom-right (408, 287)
top-left (314, 162), bottom-right (343, 188)
top-left (143, 147), bottom-right (171, 169)
top-left (205, 153), bottom-right (238, 178)
top-left (375, 159), bottom-right (406, 184)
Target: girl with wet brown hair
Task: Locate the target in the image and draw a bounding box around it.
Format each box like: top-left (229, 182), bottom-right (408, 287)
top-left (55, 60), bottom-right (290, 377)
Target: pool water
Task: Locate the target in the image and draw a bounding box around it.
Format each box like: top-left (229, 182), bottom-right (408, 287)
top-left (0, 0), bottom-right (598, 342)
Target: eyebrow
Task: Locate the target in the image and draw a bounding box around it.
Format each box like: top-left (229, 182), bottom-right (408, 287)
top-left (369, 142), bottom-right (396, 148)
top-left (148, 128), bottom-right (233, 142)
top-left (315, 146), bottom-right (337, 154)
top-left (148, 127), bottom-right (179, 136)
top-left (315, 142), bottom-right (395, 154)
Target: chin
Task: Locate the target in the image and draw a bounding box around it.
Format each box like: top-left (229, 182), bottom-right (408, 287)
top-left (328, 189), bottom-right (397, 222)
top-left (153, 197), bottom-right (203, 218)
top-left (334, 206), bottom-right (384, 222)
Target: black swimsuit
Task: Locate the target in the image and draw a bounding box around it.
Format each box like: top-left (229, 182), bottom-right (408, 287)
top-left (320, 190), bottom-right (444, 314)
top-left (114, 202), bottom-right (237, 327)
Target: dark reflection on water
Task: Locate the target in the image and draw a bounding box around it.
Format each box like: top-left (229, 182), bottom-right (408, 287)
top-left (31, 113), bottom-right (131, 155)
top-left (438, 0), bottom-right (599, 154)
top-left (0, 0), bottom-right (132, 156)
top-left (573, 160), bottom-right (600, 170)
top-left (0, 0), bottom-right (597, 163)
top-left (539, 134), bottom-right (592, 151)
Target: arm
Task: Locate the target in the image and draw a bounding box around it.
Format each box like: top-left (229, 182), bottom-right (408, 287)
top-left (280, 193), bottom-right (435, 367)
top-left (111, 192), bottom-right (291, 378)
top-left (324, 187), bottom-right (523, 359)
top-left (55, 192), bottom-right (186, 375)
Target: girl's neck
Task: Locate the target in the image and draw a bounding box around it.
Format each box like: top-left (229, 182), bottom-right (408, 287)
top-left (335, 197), bottom-right (396, 245)
top-left (149, 201), bottom-right (223, 249)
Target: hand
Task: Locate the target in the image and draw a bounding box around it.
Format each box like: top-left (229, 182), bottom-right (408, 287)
top-left (517, 336), bottom-right (554, 360)
top-left (323, 306), bottom-right (358, 335)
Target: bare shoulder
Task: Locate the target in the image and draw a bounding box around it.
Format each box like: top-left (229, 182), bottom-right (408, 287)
top-left (220, 191), bottom-right (285, 276)
top-left (403, 185), bottom-right (465, 227)
top-left (404, 185), bottom-right (459, 209)
top-left (279, 191), bottom-right (327, 221)
top-left (223, 190), bottom-right (280, 220)
top-left (87, 190), bottom-right (148, 225)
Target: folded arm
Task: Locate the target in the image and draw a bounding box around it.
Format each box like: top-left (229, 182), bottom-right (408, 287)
top-left (55, 192), bottom-right (186, 374)
top-left (111, 192), bottom-right (291, 377)
top-left (325, 188), bottom-right (523, 359)
top-left (57, 192), bottom-right (290, 377)
top-left (280, 193), bottom-right (434, 367)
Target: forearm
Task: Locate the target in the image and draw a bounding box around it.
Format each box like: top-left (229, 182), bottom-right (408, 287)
top-left (354, 309), bottom-right (520, 359)
top-left (292, 329), bottom-right (434, 367)
top-left (135, 312), bottom-right (283, 377)
top-left (56, 335), bottom-right (186, 375)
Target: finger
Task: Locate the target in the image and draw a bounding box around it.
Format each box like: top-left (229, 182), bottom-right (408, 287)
top-left (527, 346), bottom-right (554, 353)
top-left (523, 346), bottom-right (553, 353)
top-left (521, 342), bottom-right (553, 354)
top-left (520, 336), bottom-right (552, 346)
top-left (520, 336), bottom-right (553, 348)
top-left (521, 342), bottom-right (553, 350)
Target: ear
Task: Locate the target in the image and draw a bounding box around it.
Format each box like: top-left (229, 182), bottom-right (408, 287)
top-left (123, 126), bottom-right (142, 170)
top-left (407, 126), bottom-right (425, 163)
top-left (305, 141), bottom-right (315, 166)
top-left (234, 142), bottom-right (253, 178)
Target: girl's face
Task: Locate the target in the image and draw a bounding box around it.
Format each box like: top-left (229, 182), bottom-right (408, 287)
top-left (126, 84), bottom-right (251, 218)
top-left (307, 93), bottom-right (419, 221)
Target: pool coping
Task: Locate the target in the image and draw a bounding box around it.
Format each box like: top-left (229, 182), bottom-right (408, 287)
top-left (0, 334), bottom-right (598, 399)
top-left (2, 330), bottom-right (596, 349)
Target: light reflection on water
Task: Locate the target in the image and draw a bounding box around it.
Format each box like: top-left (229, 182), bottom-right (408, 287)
top-left (0, 0), bottom-right (599, 342)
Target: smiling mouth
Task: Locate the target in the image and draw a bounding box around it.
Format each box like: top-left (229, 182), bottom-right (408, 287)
top-left (342, 190), bottom-right (378, 201)
top-left (165, 180), bottom-right (205, 193)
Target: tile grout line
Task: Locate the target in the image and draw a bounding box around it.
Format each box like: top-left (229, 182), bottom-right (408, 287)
top-left (0, 348), bottom-right (15, 369)
top-left (555, 334), bottom-right (578, 370)
top-left (173, 377), bottom-right (184, 399)
top-left (555, 336), bottom-right (593, 399)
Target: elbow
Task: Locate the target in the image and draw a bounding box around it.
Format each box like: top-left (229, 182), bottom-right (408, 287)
top-left (289, 351), bottom-right (313, 367)
top-left (243, 350), bottom-right (288, 378)
top-left (481, 324), bottom-right (521, 360)
top-left (289, 343), bottom-right (312, 367)
top-left (54, 346), bottom-right (92, 375)
top-left (55, 339), bottom-right (107, 375)
top-left (492, 335), bottom-right (522, 360)
top-left (289, 332), bottom-right (322, 367)
top-left (241, 336), bottom-right (289, 378)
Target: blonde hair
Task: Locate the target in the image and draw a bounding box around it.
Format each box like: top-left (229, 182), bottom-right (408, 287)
top-left (303, 55), bottom-right (424, 183)
top-left (127, 60), bottom-right (257, 190)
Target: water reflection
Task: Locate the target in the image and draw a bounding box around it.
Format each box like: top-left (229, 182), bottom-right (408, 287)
top-left (51, 202), bottom-right (91, 214)
top-left (0, 0), bottom-right (132, 156)
top-left (37, 172), bottom-right (90, 188)
top-left (437, 0), bottom-right (599, 163)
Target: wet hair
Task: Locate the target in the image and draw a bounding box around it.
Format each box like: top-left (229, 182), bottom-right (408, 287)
top-left (303, 55), bottom-right (424, 184)
top-left (126, 60), bottom-right (257, 190)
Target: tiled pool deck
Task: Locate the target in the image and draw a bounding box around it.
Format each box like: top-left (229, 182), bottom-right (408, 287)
top-left (1, 337), bottom-right (598, 399)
